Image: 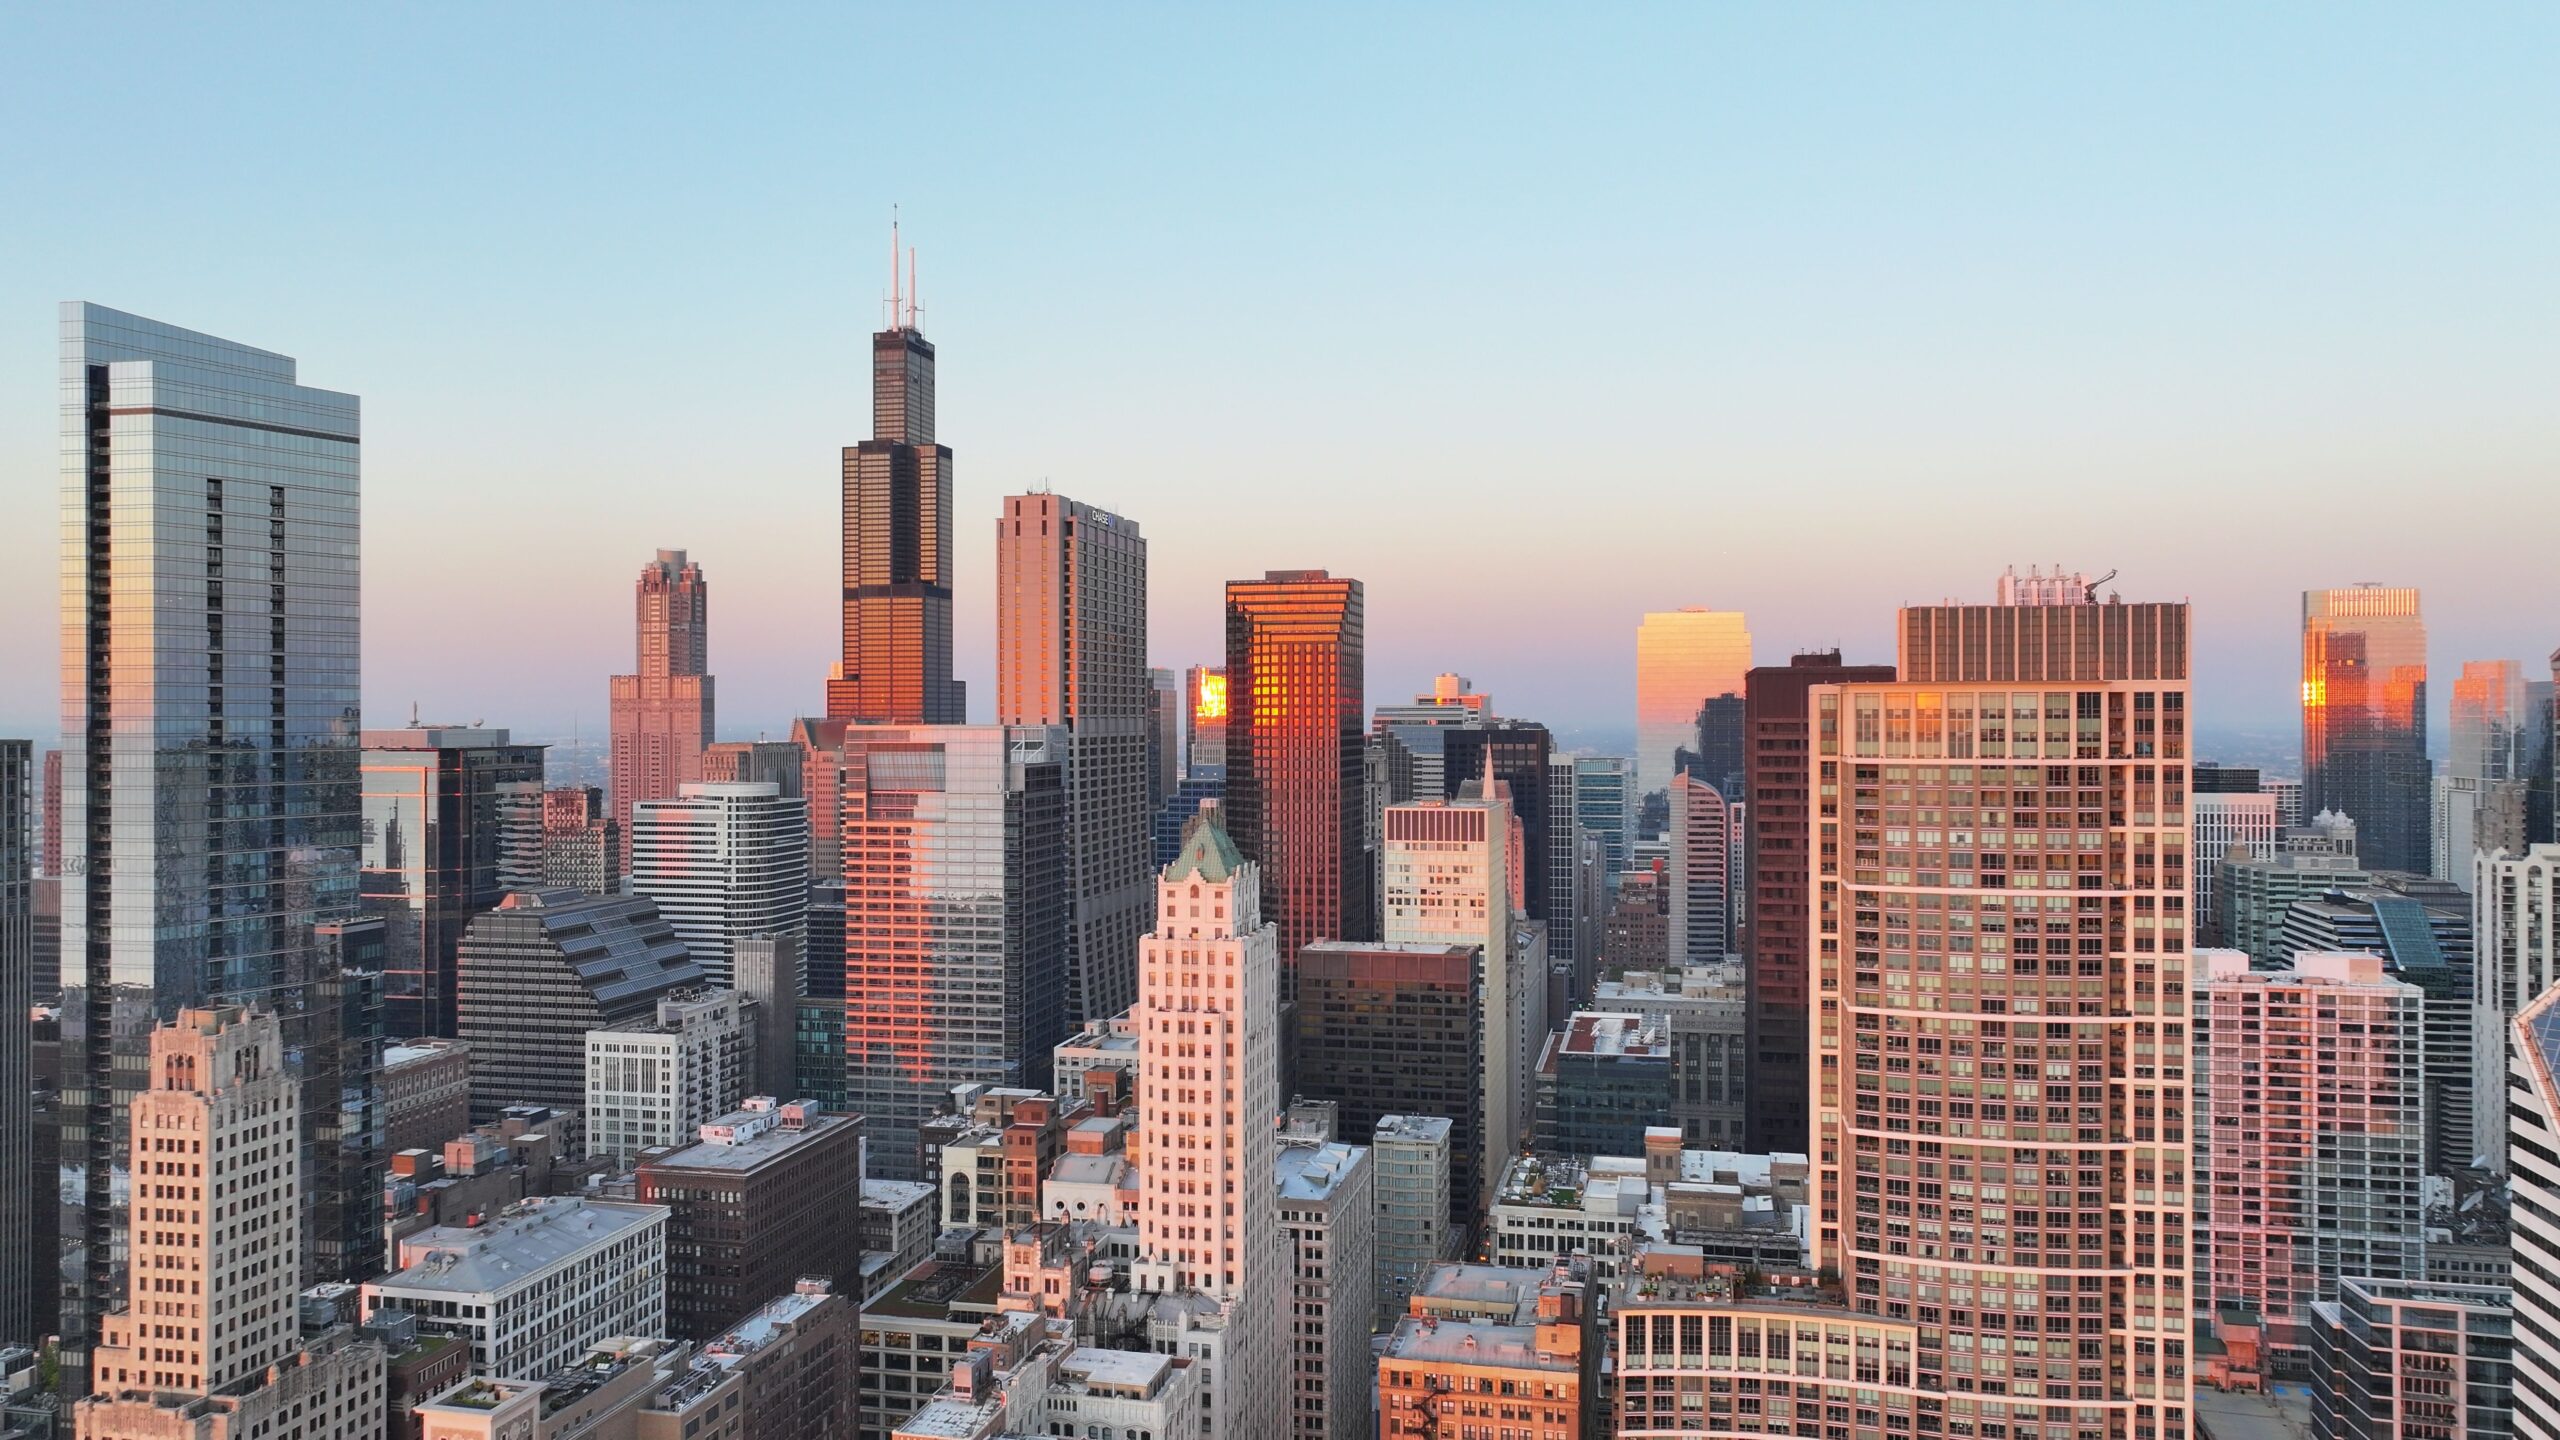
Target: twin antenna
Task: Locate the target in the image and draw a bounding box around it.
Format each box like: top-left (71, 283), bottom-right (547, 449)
top-left (888, 206), bottom-right (922, 332)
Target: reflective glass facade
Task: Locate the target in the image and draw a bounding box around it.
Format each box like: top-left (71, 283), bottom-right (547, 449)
top-left (2303, 586), bottom-right (2430, 873)
top-left (838, 725), bottom-right (1066, 1176)
top-left (361, 728), bottom-right (546, 1038)
top-left (1634, 609), bottom-right (1752, 798)
top-left (1225, 571), bottom-right (1368, 986)
top-left (830, 325), bottom-right (963, 724)
top-left (58, 304), bottom-right (360, 1384)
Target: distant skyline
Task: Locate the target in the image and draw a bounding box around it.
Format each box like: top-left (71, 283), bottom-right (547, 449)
top-left (4, 6), bottom-right (2554, 744)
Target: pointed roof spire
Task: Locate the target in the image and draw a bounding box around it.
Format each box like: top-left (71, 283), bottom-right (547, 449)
top-left (1166, 806), bottom-right (1243, 883)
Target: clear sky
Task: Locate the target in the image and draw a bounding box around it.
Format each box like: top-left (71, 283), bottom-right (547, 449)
top-left (3, 6), bottom-right (2553, 749)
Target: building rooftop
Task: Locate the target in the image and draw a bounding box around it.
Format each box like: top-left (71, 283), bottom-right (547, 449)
top-left (1053, 1346), bottom-right (1174, 1392)
top-left (1050, 1153), bottom-right (1132, 1188)
top-left (898, 1396), bottom-right (1006, 1439)
top-left (383, 1040), bottom-right (466, 1068)
top-left (1553, 1011), bottom-right (1666, 1060)
top-left (863, 1178), bottom-right (938, 1212)
top-left (639, 1106), bottom-right (852, 1173)
top-left (867, 1258), bottom-right (1008, 1323)
top-left (1275, 1141), bottom-right (1368, 1202)
top-left (703, 1281), bottom-right (837, 1363)
top-left (1374, 1114), bottom-right (1454, 1145)
top-left (1592, 965), bottom-right (1747, 1007)
top-left (1381, 1317), bottom-right (1574, 1372)
top-left (1412, 1263), bottom-right (1547, 1321)
top-left (374, 1198), bottom-right (666, 1295)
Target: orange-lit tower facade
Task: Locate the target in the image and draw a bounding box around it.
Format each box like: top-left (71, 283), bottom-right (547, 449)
top-left (609, 549), bottom-right (713, 860)
top-left (828, 244), bottom-right (963, 726)
top-left (2301, 585), bottom-right (2428, 873)
top-left (1224, 571), bottom-right (1368, 988)
top-left (1809, 581), bottom-right (2193, 1440)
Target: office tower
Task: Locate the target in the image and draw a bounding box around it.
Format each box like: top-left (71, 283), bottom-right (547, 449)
top-left (1602, 859), bottom-right (1670, 969)
top-left (382, 1039), bottom-right (471, 1152)
top-left (308, 917), bottom-right (387, 1286)
top-left (1572, 756), bottom-right (1632, 880)
top-left (629, 781), bottom-right (810, 987)
top-left (1371, 1115), bottom-right (1454, 1327)
top-left (1634, 609), bottom-right (1752, 799)
top-left (2266, 776), bottom-right (2306, 828)
top-left (583, 989), bottom-right (754, 1165)
top-left (2194, 952), bottom-right (2425, 1358)
top-left (1372, 673), bottom-right (1493, 732)
top-left (364, 1197), bottom-right (668, 1378)
top-left (2454, 659), bottom-right (2534, 785)
top-left (1185, 664), bottom-right (1230, 777)
top-left (700, 739), bottom-right (803, 794)
top-left (1293, 942), bottom-right (1483, 1224)
top-left (2218, 813), bottom-right (2367, 964)
top-left (1276, 1131), bottom-right (1373, 1440)
top-left (58, 305), bottom-right (362, 1394)
top-left (75, 1007), bottom-right (385, 1440)
top-left (538, 784), bottom-right (620, 895)
top-left (2309, 1277), bottom-right (2515, 1440)
top-left (1383, 783), bottom-right (1533, 1213)
top-left (610, 549), bottom-right (716, 860)
top-left (362, 724), bottom-right (547, 1038)
top-left (454, 889), bottom-right (703, 1120)
top-left (1225, 570), bottom-right (1368, 978)
top-left (2304, 585), bottom-right (2431, 873)
top-left (2506, 985), bottom-right (2560, 1440)
top-left (732, 934), bottom-right (801, 1098)
top-left (0, 742), bottom-right (28, 1344)
top-left (1146, 666), bottom-right (1179, 810)
top-left (2191, 762), bottom-right (2261, 793)
top-left (2191, 790), bottom-right (2280, 944)
top-left (839, 725), bottom-right (1067, 1177)
top-left (1684, 692), bottom-right (1745, 794)
top-left (1740, 650), bottom-right (1894, 1156)
top-left (1808, 585), bottom-right (2191, 1440)
top-left (828, 263), bottom-right (963, 726)
top-left (637, 1098), bottom-right (864, 1340)
top-left (997, 492), bottom-right (1153, 1027)
top-left (1130, 816), bottom-right (1282, 1440)
top-left (39, 747), bottom-right (61, 878)
top-left (1666, 773), bottom-right (1731, 966)
top-left (1441, 722), bottom-right (1582, 984)
top-left (2278, 875), bottom-right (2476, 1172)
top-left (1592, 964), bottom-right (1749, 1148)
top-left (1532, 1013), bottom-right (1671, 1157)
top-left (2475, 844), bottom-right (2560, 1167)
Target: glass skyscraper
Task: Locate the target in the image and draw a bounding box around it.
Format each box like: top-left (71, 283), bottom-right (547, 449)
top-left (1225, 571), bottom-right (1369, 987)
top-left (58, 303), bottom-right (360, 1390)
top-left (362, 724), bottom-right (547, 1037)
top-left (829, 296), bottom-right (964, 725)
top-left (1634, 608), bottom-right (1752, 799)
top-left (2303, 585), bottom-right (2430, 873)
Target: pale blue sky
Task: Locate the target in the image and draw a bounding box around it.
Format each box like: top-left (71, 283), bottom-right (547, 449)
top-left (3, 6), bottom-right (2554, 747)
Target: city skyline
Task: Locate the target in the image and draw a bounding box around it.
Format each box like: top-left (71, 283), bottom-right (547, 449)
top-left (3, 8), bottom-right (2554, 743)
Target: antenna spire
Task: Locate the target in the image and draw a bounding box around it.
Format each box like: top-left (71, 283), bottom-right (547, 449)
top-left (908, 245), bottom-right (920, 332)
top-left (889, 206), bottom-right (902, 330)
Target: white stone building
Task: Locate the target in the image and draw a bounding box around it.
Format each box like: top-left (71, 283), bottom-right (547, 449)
top-left (583, 988), bottom-right (754, 1165)
top-left (362, 1196), bottom-right (668, 1379)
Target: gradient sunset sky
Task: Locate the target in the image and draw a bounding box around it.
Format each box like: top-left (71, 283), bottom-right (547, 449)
top-left (3, 6), bottom-right (2553, 747)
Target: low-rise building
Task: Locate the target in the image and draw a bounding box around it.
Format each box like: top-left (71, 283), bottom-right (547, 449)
top-left (1589, 964), bottom-right (1748, 1148)
top-left (922, 1088), bottom-right (1085, 1231)
top-left (363, 1197), bottom-right (669, 1380)
top-left (635, 1098), bottom-right (864, 1341)
top-left (891, 1311), bottom-right (1201, 1440)
top-left (857, 1242), bottom-right (1011, 1440)
top-left (699, 1280), bottom-right (860, 1440)
top-left (413, 1337), bottom-right (731, 1440)
top-left (861, 1179), bottom-right (940, 1304)
top-left (1050, 1018), bottom-right (1139, 1110)
top-left (1378, 1274), bottom-right (1587, 1440)
top-left (1489, 1140), bottom-right (1808, 1281)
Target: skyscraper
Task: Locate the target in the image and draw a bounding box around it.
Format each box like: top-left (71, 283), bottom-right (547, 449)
top-left (1740, 650), bottom-right (1892, 1155)
top-left (361, 725), bottom-right (548, 1038)
top-left (539, 784), bottom-right (621, 895)
top-left (2191, 789), bottom-right (2281, 945)
top-left (629, 780), bottom-right (811, 988)
top-left (1130, 816), bottom-right (1282, 1440)
top-left (997, 492), bottom-right (1152, 1026)
top-left (1666, 773), bottom-right (1731, 966)
top-left (40, 746), bottom-right (62, 878)
top-left (610, 550), bottom-right (716, 862)
top-left (1809, 584), bottom-right (2191, 1440)
top-left (455, 889), bottom-right (703, 1122)
top-left (75, 1006), bottom-right (384, 1440)
top-left (828, 262), bottom-right (963, 725)
top-left (1146, 666), bottom-right (1179, 809)
top-left (2472, 843), bottom-right (2560, 1166)
top-left (2441, 658), bottom-right (2535, 886)
top-left (838, 725), bottom-right (1067, 1176)
top-left (1686, 691), bottom-right (1745, 794)
top-left (0, 741), bottom-right (30, 1345)
top-left (58, 304), bottom-right (361, 1392)
top-left (1634, 609), bottom-right (1751, 799)
top-left (2194, 951), bottom-right (2426, 1359)
top-left (1225, 571), bottom-right (1368, 980)
top-left (1572, 756), bottom-right (1633, 880)
top-left (1185, 664), bottom-right (1230, 777)
top-left (2303, 585), bottom-right (2431, 873)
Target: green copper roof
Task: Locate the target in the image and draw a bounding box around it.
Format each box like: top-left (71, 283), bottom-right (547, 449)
top-left (1166, 810), bottom-right (1243, 883)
